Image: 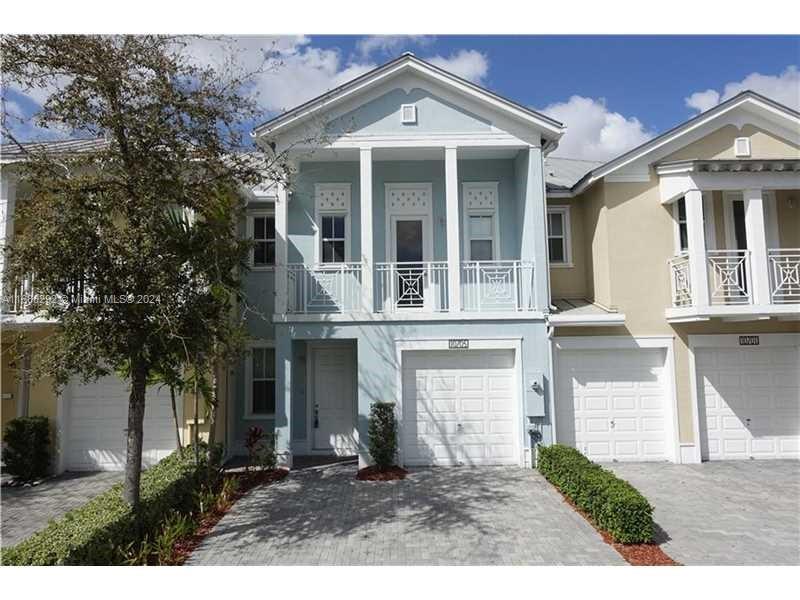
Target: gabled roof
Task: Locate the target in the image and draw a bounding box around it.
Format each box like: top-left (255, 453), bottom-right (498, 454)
top-left (252, 53), bottom-right (565, 141)
top-left (1, 138), bottom-right (108, 162)
top-left (571, 90), bottom-right (800, 195)
top-left (545, 157), bottom-right (603, 194)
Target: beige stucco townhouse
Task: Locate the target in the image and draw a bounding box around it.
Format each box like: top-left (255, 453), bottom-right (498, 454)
top-left (546, 91), bottom-right (800, 464)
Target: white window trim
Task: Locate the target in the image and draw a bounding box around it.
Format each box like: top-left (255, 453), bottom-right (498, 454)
top-left (547, 205), bottom-right (572, 267)
top-left (462, 182), bottom-right (500, 262)
top-left (244, 340), bottom-right (276, 420)
top-left (672, 197), bottom-right (688, 255)
top-left (247, 209), bottom-right (276, 271)
top-left (314, 183), bottom-right (352, 264)
top-left (384, 182), bottom-right (434, 264)
top-left (672, 193), bottom-right (716, 255)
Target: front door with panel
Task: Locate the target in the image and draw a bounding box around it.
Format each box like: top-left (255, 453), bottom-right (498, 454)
top-left (311, 345), bottom-right (357, 454)
top-left (391, 215), bottom-right (431, 309)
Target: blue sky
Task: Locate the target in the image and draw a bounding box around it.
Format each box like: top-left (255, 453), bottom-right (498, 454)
top-left (4, 35), bottom-right (799, 161)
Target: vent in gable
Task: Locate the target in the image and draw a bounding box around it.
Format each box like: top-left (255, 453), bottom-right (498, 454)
top-left (401, 104), bottom-right (417, 125)
top-left (734, 137), bottom-right (751, 157)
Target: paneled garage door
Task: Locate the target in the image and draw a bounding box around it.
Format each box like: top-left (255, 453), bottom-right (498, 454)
top-left (697, 345), bottom-right (800, 460)
top-left (556, 348), bottom-right (672, 462)
top-left (67, 375), bottom-right (178, 471)
top-left (401, 350), bottom-right (518, 466)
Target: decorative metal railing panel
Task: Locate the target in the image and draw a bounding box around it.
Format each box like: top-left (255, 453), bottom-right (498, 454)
top-left (707, 249), bottom-right (752, 305)
top-left (376, 262), bottom-right (449, 313)
top-left (769, 248), bottom-right (800, 304)
top-left (668, 254), bottom-right (692, 307)
top-left (461, 261), bottom-right (536, 312)
top-left (285, 263), bottom-right (363, 314)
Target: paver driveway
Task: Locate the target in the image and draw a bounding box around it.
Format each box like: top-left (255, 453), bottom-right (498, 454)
top-left (187, 463), bottom-right (625, 565)
top-left (1, 471), bottom-right (122, 547)
top-left (608, 461), bottom-right (800, 566)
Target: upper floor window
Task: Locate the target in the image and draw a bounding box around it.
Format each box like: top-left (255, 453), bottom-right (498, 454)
top-left (547, 206), bottom-right (572, 266)
top-left (675, 197), bottom-right (688, 253)
top-left (315, 184), bottom-right (351, 264)
top-left (248, 346), bottom-right (276, 417)
top-left (463, 182), bottom-right (499, 262)
top-left (321, 214), bottom-right (347, 263)
top-left (250, 213), bottom-right (275, 267)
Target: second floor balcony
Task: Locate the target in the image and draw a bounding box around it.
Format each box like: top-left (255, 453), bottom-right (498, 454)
top-left (283, 260), bottom-right (538, 318)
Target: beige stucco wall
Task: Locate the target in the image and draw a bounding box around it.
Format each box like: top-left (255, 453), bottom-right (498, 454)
top-left (561, 126), bottom-right (800, 447)
top-left (663, 124), bottom-right (800, 162)
top-left (548, 196), bottom-right (589, 299)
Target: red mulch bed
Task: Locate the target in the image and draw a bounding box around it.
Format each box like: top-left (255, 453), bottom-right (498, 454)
top-left (558, 490), bottom-right (680, 566)
top-left (356, 465), bottom-right (408, 481)
top-left (171, 468), bottom-right (288, 565)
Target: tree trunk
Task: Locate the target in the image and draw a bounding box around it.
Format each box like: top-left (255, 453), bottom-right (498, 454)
top-left (170, 385), bottom-right (182, 450)
top-left (123, 359), bottom-right (148, 510)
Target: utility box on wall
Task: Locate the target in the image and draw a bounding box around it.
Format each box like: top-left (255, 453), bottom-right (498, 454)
top-left (525, 372), bottom-right (545, 417)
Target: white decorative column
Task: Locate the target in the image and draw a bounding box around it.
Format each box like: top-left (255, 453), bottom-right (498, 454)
top-left (274, 181), bottom-right (289, 314)
top-left (519, 145), bottom-right (548, 310)
top-left (685, 188), bottom-right (710, 307)
top-left (743, 188), bottom-right (770, 305)
top-left (1, 174), bottom-right (18, 284)
top-left (359, 148), bottom-right (374, 313)
top-left (444, 146), bottom-right (461, 312)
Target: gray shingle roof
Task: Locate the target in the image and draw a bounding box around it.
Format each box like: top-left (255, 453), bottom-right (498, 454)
top-left (1, 138), bottom-right (108, 159)
top-left (545, 156), bottom-right (603, 192)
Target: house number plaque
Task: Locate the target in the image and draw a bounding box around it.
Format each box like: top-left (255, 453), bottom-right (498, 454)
top-left (448, 339), bottom-right (469, 349)
top-left (738, 335), bottom-right (760, 346)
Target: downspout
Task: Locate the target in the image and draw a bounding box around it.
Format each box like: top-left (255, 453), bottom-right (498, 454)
top-left (547, 324), bottom-right (557, 445)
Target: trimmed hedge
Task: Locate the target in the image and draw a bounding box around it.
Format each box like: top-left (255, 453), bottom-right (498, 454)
top-left (2, 416), bottom-right (52, 481)
top-left (537, 444), bottom-right (654, 544)
top-left (1, 447), bottom-right (212, 565)
top-left (368, 402), bottom-right (398, 470)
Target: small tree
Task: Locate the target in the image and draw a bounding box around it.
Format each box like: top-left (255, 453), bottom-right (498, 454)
top-left (368, 402), bottom-right (398, 471)
top-left (0, 35), bottom-right (280, 510)
top-left (2, 416), bottom-right (51, 481)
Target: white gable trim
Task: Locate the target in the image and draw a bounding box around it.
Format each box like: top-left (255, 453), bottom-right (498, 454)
top-left (573, 92), bottom-right (800, 195)
top-left (254, 55), bottom-right (564, 144)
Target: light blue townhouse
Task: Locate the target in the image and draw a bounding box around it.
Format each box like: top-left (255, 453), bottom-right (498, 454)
top-left (233, 54), bottom-right (565, 468)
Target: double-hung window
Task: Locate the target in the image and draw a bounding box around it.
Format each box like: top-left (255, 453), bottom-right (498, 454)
top-left (675, 197), bottom-right (689, 253)
top-left (320, 214), bottom-right (347, 263)
top-left (248, 346), bottom-right (275, 417)
top-left (467, 214), bottom-right (495, 261)
top-left (547, 206), bottom-right (572, 266)
top-left (251, 214), bottom-right (276, 267)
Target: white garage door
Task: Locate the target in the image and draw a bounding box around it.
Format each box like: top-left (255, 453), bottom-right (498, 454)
top-left (401, 350), bottom-right (519, 466)
top-left (698, 345), bottom-right (800, 460)
top-left (556, 348), bottom-right (672, 462)
top-left (67, 375), bottom-right (178, 471)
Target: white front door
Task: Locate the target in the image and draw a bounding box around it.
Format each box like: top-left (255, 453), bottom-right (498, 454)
top-left (311, 345), bottom-right (357, 454)
top-left (556, 348), bottom-right (671, 462)
top-left (698, 345), bottom-right (800, 460)
top-left (402, 350), bottom-right (519, 466)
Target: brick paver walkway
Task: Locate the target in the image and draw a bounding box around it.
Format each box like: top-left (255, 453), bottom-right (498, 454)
top-left (1, 471), bottom-right (122, 547)
top-left (187, 463), bottom-right (624, 565)
top-left (608, 461), bottom-right (800, 566)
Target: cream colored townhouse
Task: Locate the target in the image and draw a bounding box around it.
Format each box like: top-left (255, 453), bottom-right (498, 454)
top-left (546, 91), bottom-right (800, 464)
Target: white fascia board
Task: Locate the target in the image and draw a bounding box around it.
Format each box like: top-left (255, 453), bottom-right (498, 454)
top-left (548, 313), bottom-right (627, 327)
top-left (665, 303), bottom-right (800, 322)
top-left (258, 57), bottom-right (564, 148)
top-left (572, 94), bottom-right (800, 195)
top-left (659, 170), bottom-right (800, 204)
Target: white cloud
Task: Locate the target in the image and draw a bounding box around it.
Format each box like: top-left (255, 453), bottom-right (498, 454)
top-left (427, 50), bottom-right (489, 84)
top-left (541, 95), bottom-right (655, 161)
top-left (685, 65), bottom-right (800, 113)
top-left (355, 35), bottom-right (435, 59)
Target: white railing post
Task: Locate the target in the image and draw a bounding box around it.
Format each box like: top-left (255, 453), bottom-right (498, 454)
top-left (359, 147), bottom-right (374, 313)
top-left (743, 188), bottom-right (770, 306)
top-left (685, 189), bottom-right (710, 308)
top-left (274, 182), bottom-right (289, 315)
top-left (445, 146), bottom-right (461, 312)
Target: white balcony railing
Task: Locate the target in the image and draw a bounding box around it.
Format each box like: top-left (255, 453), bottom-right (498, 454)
top-left (286, 263), bottom-right (363, 314)
top-left (708, 249), bottom-right (752, 305)
top-left (376, 262), bottom-right (449, 313)
top-left (1, 273), bottom-right (37, 314)
top-left (461, 261), bottom-right (536, 312)
top-left (668, 254), bottom-right (692, 307)
top-left (769, 248), bottom-right (800, 304)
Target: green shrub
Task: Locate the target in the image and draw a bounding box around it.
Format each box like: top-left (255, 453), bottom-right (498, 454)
top-left (368, 402), bottom-right (398, 470)
top-left (2, 416), bottom-right (52, 481)
top-left (537, 444), bottom-right (654, 544)
top-left (1, 446), bottom-right (217, 565)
